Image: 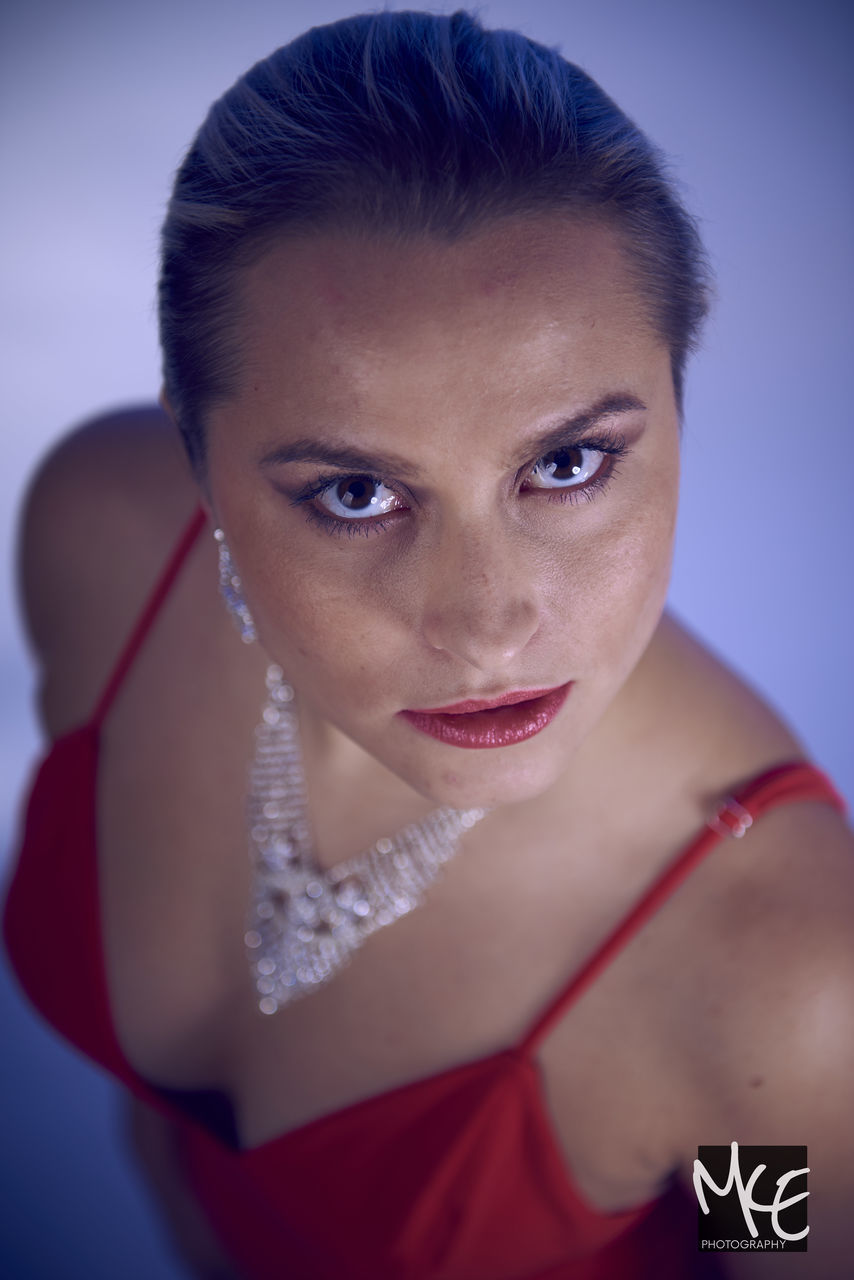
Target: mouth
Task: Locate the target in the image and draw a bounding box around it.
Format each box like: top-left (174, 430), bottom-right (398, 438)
top-left (399, 682), bottom-right (573, 749)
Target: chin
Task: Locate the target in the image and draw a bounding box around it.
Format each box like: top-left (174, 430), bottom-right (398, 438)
top-left (399, 739), bottom-right (569, 812)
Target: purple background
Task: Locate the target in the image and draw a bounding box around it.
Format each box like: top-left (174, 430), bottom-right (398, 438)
top-left (1, 1), bottom-right (851, 1275)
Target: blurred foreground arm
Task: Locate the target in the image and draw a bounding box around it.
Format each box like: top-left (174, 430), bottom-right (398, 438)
top-left (124, 1095), bottom-right (240, 1280)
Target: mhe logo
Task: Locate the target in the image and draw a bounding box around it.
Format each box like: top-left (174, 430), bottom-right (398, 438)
top-left (693, 1143), bottom-right (809, 1252)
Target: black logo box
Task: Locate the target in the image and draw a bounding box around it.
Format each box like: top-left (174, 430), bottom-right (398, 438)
top-left (696, 1145), bottom-right (808, 1252)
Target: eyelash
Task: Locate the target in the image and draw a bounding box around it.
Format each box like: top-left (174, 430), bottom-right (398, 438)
top-left (290, 434), bottom-right (630, 538)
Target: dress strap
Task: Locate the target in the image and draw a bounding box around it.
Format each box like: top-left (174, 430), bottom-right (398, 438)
top-left (90, 505), bottom-right (209, 728)
top-left (517, 760), bottom-right (846, 1056)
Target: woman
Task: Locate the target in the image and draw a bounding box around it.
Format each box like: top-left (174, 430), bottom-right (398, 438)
top-left (4, 10), bottom-right (853, 1279)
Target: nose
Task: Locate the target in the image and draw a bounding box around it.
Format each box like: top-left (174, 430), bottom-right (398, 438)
top-left (418, 516), bottom-right (540, 670)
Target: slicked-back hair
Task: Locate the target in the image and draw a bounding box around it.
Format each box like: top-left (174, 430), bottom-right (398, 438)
top-left (160, 10), bottom-right (710, 474)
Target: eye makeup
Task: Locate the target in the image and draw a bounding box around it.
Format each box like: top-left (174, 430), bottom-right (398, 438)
top-left (280, 430), bottom-right (632, 538)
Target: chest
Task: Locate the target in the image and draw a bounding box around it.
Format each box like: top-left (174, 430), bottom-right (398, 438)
top-left (98, 727), bottom-right (698, 1213)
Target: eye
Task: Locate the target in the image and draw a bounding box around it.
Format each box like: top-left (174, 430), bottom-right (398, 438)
top-left (315, 475), bottom-right (404, 520)
top-left (526, 445), bottom-right (607, 491)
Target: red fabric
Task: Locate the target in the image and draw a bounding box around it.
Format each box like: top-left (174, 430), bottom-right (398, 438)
top-left (3, 506), bottom-right (846, 1280)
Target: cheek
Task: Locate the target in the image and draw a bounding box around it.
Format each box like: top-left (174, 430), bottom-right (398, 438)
top-left (616, 516), bottom-right (675, 627)
top-left (546, 461), bottom-right (677, 660)
top-left (251, 553), bottom-right (403, 696)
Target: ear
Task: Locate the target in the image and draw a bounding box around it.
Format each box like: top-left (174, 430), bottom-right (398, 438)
top-left (158, 386), bottom-right (176, 425)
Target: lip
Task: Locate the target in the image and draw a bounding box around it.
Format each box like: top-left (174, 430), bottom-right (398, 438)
top-left (407, 687), bottom-right (557, 715)
top-left (399, 682), bottom-right (572, 749)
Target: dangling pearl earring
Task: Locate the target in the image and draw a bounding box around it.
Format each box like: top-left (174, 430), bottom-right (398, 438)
top-left (213, 528), bottom-right (257, 643)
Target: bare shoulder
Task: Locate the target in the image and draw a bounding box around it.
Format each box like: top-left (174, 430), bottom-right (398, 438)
top-left (687, 795), bottom-right (854, 1091)
top-left (626, 614), bottom-right (852, 1270)
top-left (18, 404), bottom-right (202, 737)
top-left (673, 789), bottom-right (854, 1275)
top-left (647, 613), bottom-right (853, 1106)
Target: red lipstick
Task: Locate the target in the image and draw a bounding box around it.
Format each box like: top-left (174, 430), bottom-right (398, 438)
top-left (399, 683), bottom-right (572, 749)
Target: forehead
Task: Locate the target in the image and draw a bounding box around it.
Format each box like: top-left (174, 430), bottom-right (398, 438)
top-left (228, 218), bottom-right (662, 421)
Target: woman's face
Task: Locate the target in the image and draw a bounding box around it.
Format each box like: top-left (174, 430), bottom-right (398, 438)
top-left (205, 218), bottom-right (680, 809)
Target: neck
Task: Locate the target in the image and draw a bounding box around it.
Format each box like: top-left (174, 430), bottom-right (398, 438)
top-left (295, 696), bottom-right (439, 869)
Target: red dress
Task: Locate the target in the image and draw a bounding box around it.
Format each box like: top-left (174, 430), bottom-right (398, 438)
top-left (3, 506), bottom-right (845, 1280)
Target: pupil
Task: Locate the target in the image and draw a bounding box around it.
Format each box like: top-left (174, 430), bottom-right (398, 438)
top-left (339, 477), bottom-right (375, 509)
top-left (547, 447), bottom-right (583, 480)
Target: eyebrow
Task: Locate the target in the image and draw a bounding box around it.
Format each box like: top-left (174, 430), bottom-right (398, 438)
top-left (257, 393), bottom-right (647, 479)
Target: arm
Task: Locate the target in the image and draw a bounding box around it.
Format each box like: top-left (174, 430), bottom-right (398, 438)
top-left (678, 801), bottom-right (854, 1278)
top-left (17, 413), bottom-right (225, 1271)
top-left (124, 1095), bottom-right (240, 1280)
top-left (17, 403), bottom-right (195, 738)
